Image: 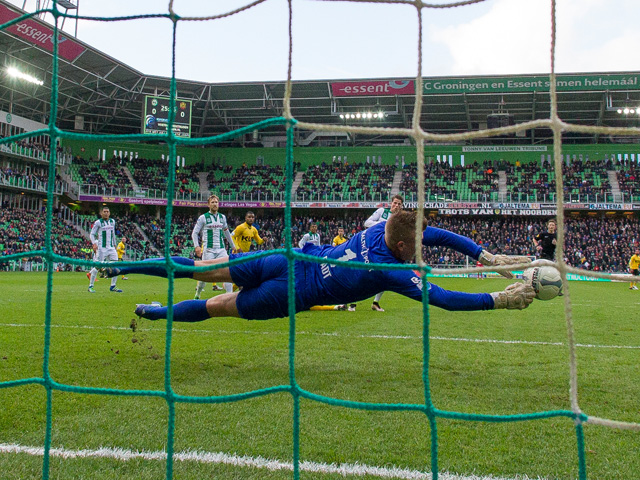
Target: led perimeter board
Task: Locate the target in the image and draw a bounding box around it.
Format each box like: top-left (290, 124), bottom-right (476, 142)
top-left (143, 95), bottom-right (192, 138)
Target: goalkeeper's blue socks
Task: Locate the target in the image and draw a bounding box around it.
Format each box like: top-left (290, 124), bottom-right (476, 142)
top-left (112, 257), bottom-right (194, 278)
top-left (136, 299), bottom-right (210, 322)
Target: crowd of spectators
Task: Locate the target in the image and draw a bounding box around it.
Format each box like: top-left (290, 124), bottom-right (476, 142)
top-left (617, 163), bottom-right (640, 200)
top-left (67, 154), bottom-right (640, 203)
top-left (0, 136), bottom-right (64, 158)
top-left (0, 163), bottom-right (54, 187)
top-left (128, 157), bottom-right (170, 192)
top-left (422, 215), bottom-right (639, 273)
top-left (72, 155), bottom-right (201, 196)
top-left (73, 156), bottom-right (131, 192)
top-left (505, 158), bottom-right (611, 201)
top-left (120, 209), bottom-right (640, 274)
top-left (397, 158), bottom-right (627, 202)
top-left (400, 162), bottom-right (470, 200)
top-left (0, 207), bottom-right (89, 270)
top-left (296, 161), bottom-right (394, 201)
top-left (208, 163), bottom-right (291, 199)
top-left (2, 204), bottom-right (639, 274)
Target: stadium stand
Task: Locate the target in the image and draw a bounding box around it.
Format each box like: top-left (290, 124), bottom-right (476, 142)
top-left (616, 162), bottom-right (640, 201)
top-left (295, 161), bottom-right (395, 201)
top-left (503, 159), bottom-right (612, 202)
top-left (92, 208), bottom-right (638, 274)
top-left (399, 162), bottom-right (500, 202)
top-left (70, 156), bottom-right (132, 193)
top-left (422, 215), bottom-right (639, 272)
top-left (2, 138), bottom-right (639, 273)
top-left (0, 207), bottom-right (90, 270)
top-left (208, 163), bottom-right (293, 200)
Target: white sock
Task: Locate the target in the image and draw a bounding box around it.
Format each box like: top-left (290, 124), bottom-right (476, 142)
top-left (195, 281), bottom-right (205, 295)
top-left (374, 292), bottom-right (383, 303)
top-left (111, 277), bottom-right (117, 287)
top-left (89, 268), bottom-right (97, 286)
top-left (224, 282), bottom-right (233, 294)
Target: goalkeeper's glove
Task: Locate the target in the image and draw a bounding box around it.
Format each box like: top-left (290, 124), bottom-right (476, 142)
top-left (491, 282), bottom-right (536, 310)
top-left (478, 250), bottom-right (532, 279)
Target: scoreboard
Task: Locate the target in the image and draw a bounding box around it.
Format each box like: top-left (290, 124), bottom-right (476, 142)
top-left (143, 95), bottom-right (192, 138)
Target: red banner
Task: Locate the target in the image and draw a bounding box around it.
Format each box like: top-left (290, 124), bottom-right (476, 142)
top-left (331, 80), bottom-right (415, 97)
top-left (0, 4), bottom-right (86, 62)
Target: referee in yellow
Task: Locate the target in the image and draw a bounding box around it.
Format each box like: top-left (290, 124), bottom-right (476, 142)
top-left (116, 237), bottom-right (128, 280)
top-left (231, 211), bottom-right (264, 253)
top-left (629, 248), bottom-right (640, 290)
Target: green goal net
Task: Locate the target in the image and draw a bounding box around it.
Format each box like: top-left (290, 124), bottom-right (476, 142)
top-left (1, 1), bottom-right (640, 479)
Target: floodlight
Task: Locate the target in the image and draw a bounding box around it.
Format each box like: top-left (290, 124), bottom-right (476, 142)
top-left (624, 108), bottom-right (630, 114)
top-left (6, 66), bottom-right (43, 86)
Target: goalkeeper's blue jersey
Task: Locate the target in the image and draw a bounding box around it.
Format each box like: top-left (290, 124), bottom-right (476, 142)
top-left (296, 222), bottom-right (493, 311)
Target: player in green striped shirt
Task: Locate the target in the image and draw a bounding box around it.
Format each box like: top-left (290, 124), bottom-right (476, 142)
top-left (88, 205), bottom-right (122, 293)
top-left (191, 194), bottom-right (235, 299)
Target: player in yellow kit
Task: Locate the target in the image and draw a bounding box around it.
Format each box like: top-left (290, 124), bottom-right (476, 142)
top-left (232, 211), bottom-right (264, 252)
top-left (629, 248), bottom-right (640, 290)
top-left (116, 237), bottom-right (128, 280)
top-left (332, 227), bottom-right (347, 247)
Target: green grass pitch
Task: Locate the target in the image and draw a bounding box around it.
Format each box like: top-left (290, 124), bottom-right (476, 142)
top-left (0, 272), bottom-right (639, 479)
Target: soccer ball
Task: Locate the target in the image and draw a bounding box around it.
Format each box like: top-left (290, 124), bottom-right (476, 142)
top-left (523, 266), bottom-right (563, 301)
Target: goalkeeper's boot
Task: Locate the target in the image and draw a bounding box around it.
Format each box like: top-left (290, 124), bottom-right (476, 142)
top-left (371, 301), bottom-right (384, 312)
top-left (479, 250), bottom-right (532, 279)
top-left (347, 304), bottom-right (357, 312)
top-left (135, 302), bottom-right (164, 320)
top-left (101, 266), bottom-right (121, 278)
top-left (491, 282), bottom-right (536, 310)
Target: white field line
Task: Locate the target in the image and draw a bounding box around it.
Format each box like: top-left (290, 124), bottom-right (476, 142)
top-left (1, 322), bottom-right (640, 350)
top-left (0, 443), bottom-right (549, 480)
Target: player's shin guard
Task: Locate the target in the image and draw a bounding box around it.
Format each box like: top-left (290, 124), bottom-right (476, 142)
top-left (113, 257), bottom-right (195, 278)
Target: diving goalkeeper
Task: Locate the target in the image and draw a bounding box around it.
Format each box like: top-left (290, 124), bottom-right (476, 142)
top-left (105, 211), bottom-right (534, 322)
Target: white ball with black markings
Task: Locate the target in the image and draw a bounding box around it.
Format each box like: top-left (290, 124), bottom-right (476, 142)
top-left (523, 266), bottom-right (563, 301)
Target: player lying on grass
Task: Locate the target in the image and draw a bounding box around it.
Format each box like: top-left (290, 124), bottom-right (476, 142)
top-left (104, 211), bottom-right (535, 322)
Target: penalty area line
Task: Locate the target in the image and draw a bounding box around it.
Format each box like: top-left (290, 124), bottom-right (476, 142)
top-left (0, 443), bottom-right (547, 480)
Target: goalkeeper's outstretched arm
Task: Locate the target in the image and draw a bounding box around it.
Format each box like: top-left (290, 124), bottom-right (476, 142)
top-left (422, 226), bottom-right (531, 278)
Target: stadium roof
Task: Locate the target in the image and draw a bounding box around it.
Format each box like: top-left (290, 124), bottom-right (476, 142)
top-left (1, 0), bottom-right (640, 147)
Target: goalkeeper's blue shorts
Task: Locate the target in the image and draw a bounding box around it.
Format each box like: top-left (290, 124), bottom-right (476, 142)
top-left (229, 251), bottom-right (304, 320)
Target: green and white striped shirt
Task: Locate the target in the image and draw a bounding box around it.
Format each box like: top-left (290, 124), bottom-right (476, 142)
top-left (364, 207), bottom-right (392, 228)
top-left (90, 218), bottom-right (117, 249)
top-left (192, 211), bottom-right (233, 250)
top-left (298, 232), bottom-right (321, 248)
